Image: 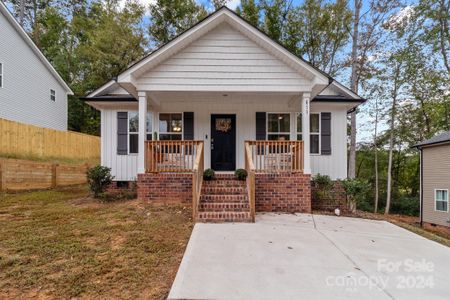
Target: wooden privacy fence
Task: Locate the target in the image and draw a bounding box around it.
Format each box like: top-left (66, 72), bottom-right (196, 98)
top-left (0, 158), bottom-right (90, 191)
top-left (0, 118), bottom-right (100, 160)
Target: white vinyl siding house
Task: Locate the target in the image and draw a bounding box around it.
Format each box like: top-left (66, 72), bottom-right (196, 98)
top-left (0, 2), bottom-right (72, 130)
top-left (86, 8), bottom-right (363, 182)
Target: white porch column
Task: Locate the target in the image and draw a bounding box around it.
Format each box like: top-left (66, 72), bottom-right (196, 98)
top-left (302, 93), bottom-right (311, 174)
top-left (138, 91), bottom-right (147, 174)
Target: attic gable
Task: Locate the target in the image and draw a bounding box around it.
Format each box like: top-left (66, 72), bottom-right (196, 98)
top-left (135, 24), bottom-right (313, 92)
top-left (118, 7), bottom-right (330, 92)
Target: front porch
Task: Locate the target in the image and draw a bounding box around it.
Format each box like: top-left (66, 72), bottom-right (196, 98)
top-left (138, 140), bottom-right (311, 222)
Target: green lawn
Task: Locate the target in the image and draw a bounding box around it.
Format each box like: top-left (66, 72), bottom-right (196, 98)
top-left (0, 186), bottom-right (193, 299)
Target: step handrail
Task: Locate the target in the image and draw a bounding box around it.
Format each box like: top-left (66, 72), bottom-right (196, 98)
top-left (192, 143), bottom-right (204, 220)
top-left (245, 142), bottom-right (256, 222)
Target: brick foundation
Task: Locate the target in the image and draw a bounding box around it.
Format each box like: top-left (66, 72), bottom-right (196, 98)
top-left (255, 172), bottom-right (311, 213)
top-left (106, 181), bottom-right (136, 194)
top-left (311, 181), bottom-right (348, 212)
top-left (137, 173), bottom-right (192, 203)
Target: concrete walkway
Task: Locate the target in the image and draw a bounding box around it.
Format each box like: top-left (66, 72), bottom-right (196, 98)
top-left (168, 214), bottom-right (450, 300)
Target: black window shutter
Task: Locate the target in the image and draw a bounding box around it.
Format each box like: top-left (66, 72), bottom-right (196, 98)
top-left (321, 112), bottom-right (331, 155)
top-left (117, 112), bottom-right (128, 155)
top-left (256, 112), bottom-right (266, 140)
top-left (183, 112), bottom-right (194, 140)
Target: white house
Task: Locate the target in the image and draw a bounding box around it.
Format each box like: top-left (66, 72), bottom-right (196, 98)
top-left (0, 2), bottom-right (72, 130)
top-left (85, 7), bottom-right (364, 222)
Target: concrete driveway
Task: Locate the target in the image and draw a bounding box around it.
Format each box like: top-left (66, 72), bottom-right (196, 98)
top-left (168, 213), bottom-right (450, 300)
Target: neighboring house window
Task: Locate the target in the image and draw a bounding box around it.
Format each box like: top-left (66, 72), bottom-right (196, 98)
top-left (159, 113), bottom-right (182, 140)
top-left (128, 112), bottom-right (153, 154)
top-left (435, 189), bottom-right (448, 212)
top-left (267, 113), bottom-right (290, 140)
top-left (296, 113), bottom-right (320, 154)
top-left (0, 63), bottom-right (3, 88)
top-left (50, 89), bottom-right (56, 101)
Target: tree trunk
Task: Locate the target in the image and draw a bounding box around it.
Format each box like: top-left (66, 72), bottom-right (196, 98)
top-left (348, 0), bottom-right (362, 179)
top-left (438, 0), bottom-right (450, 75)
top-left (385, 64), bottom-right (401, 215)
top-left (374, 99), bottom-right (379, 213)
top-left (19, 0), bottom-right (25, 26)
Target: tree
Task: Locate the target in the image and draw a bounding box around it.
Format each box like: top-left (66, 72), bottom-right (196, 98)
top-left (348, 0), bottom-right (400, 179)
top-left (212, 0), bottom-right (229, 10)
top-left (295, 0), bottom-right (352, 76)
top-left (236, 0), bottom-right (260, 27)
top-left (5, 0), bottom-right (57, 47)
top-left (416, 0), bottom-right (450, 75)
top-left (148, 0), bottom-right (207, 46)
top-left (382, 52), bottom-right (406, 215)
top-left (7, 0), bottom-right (148, 135)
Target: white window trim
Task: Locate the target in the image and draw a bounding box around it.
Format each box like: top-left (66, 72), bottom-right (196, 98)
top-left (266, 112), bottom-right (291, 140)
top-left (434, 189), bottom-right (449, 212)
top-left (50, 89), bottom-right (56, 101)
top-left (0, 62), bottom-right (3, 88)
top-left (127, 111), bottom-right (153, 155)
top-left (158, 112), bottom-right (183, 140)
top-left (296, 112), bottom-right (321, 155)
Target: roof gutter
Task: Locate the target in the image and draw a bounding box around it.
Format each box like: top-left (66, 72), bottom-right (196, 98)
top-left (413, 140), bottom-right (450, 149)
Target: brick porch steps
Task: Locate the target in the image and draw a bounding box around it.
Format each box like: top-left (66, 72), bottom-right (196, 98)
top-left (199, 202), bottom-right (249, 212)
top-left (198, 175), bottom-right (252, 222)
top-left (200, 194), bottom-right (248, 203)
top-left (197, 211), bottom-right (252, 223)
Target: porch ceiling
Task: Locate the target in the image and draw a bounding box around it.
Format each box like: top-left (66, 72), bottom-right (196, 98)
top-left (146, 91), bottom-right (302, 107)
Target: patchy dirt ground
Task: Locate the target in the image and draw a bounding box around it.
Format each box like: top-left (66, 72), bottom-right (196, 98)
top-left (314, 210), bottom-right (450, 247)
top-left (0, 185), bottom-right (193, 299)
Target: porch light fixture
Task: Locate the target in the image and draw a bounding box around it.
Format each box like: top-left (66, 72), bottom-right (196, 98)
top-left (173, 126), bottom-right (182, 132)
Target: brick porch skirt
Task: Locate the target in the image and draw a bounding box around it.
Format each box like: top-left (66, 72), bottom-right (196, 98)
top-left (255, 172), bottom-right (311, 213)
top-left (137, 173), bottom-right (192, 203)
top-left (137, 172), bottom-right (312, 213)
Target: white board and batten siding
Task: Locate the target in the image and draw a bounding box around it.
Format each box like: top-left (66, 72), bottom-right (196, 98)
top-left (100, 94), bottom-right (348, 181)
top-left (0, 6), bottom-right (69, 130)
top-left (136, 24), bottom-right (313, 93)
top-left (101, 109), bottom-right (138, 181)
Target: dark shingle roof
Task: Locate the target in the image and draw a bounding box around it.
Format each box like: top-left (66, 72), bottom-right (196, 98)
top-left (414, 131), bottom-right (450, 148)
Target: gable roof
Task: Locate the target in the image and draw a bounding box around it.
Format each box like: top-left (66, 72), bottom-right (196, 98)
top-left (414, 131), bottom-right (450, 148)
top-left (88, 6), bottom-right (362, 102)
top-left (0, 2), bottom-right (73, 94)
top-left (118, 7), bottom-right (329, 83)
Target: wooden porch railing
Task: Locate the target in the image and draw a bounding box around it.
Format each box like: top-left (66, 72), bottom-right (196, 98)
top-left (145, 140), bottom-right (204, 220)
top-left (244, 140), bottom-right (304, 173)
top-left (244, 142), bottom-right (256, 222)
top-left (192, 143), bottom-right (204, 220)
top-left (145, 140), bottom-right (203, 173)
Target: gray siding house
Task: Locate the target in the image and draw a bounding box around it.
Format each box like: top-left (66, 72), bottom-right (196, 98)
top-left (0, 2), bottom-right (72, 130)
top-left (416, 132), bottom-right (450, 227)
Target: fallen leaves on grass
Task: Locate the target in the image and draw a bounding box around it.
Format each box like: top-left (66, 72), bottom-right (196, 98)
top-left (0, 185), bottom-right (193, 299)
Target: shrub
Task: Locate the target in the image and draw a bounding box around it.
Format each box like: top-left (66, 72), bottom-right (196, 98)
top-left (312, 173), bottom-right (334, 200)
top-left (203, 168), bottom-right (215, 181)
top-left (341, 178), bottom-right (370, 213)
top-left (234, 169), bottom-right (248, 180)
top-left (87, 165), bottom-right (114, 198)
top-left (391, 196), bottom-right (420, 216)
